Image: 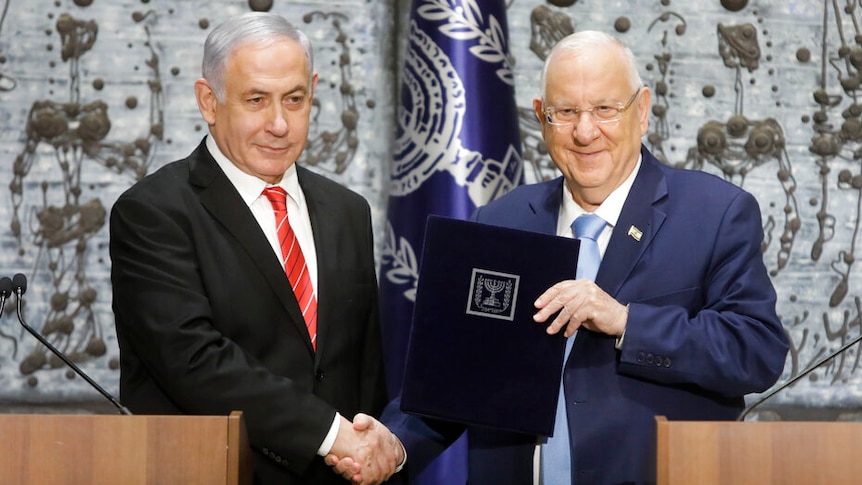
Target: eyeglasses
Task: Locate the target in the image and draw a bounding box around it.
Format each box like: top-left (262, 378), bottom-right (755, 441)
top-left (542, 87), bottom-right (642, 126)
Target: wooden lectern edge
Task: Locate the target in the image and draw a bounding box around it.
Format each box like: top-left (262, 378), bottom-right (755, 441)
top-left (653, 415), bottom-right (862, 484)
top-left (0, 410), bottom-right (254, 485)
top-left (227, 410), bottom-right (253, 485)
top-left (654, 416), bottom-right (669, 485)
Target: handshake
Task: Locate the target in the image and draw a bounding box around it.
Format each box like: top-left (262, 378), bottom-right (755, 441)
top-left (325, 413), bottom-right (405, 485)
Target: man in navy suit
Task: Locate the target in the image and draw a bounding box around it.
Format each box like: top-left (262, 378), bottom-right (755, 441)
top-left (110, 12), bottom-right (402, 485)
top-left (348, 30), bottom-right (789, 485)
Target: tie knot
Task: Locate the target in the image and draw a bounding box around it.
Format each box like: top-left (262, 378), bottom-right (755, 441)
top-left (263, 186), bottom-right (288, 206)
top-left (572, 213), bottom-right (606, 241)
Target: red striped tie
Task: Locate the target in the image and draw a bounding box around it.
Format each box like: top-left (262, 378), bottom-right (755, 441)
top-left (262, 187), bottom-right (317, 350)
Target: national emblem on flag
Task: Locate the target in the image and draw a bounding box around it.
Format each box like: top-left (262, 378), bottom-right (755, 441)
top-left (379, 1), bottom-right (523, 483)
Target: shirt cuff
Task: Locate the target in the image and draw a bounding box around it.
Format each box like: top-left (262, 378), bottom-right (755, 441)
top-left (615, 329), bottom-right (626, 350)
top-left (395, 441), bottom-right (407, 473)
top-left (317, 412), bottom-right (341, 456)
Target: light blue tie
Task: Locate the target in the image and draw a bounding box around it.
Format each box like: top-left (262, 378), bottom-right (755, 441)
top-left (542, 213), bottom-right (606, 485)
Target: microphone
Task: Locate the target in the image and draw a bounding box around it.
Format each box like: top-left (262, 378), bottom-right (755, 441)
top-left (11, 273), bottom-right (132, 415)
top-left (0, 276), bottom-right (11, 320)
top-left (737, 331), bottom-right (862, 421)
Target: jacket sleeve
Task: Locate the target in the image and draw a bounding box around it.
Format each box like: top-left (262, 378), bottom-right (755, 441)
top-left (617, 190), bottom-right (789, 396)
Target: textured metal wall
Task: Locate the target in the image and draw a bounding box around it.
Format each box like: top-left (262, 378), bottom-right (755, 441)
top-left (0, 0), bottom-right (859, 417)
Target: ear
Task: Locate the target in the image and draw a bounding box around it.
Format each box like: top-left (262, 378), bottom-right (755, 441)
top-left (532, 97), bottom-right (545, 124)
top-left (637, 87), bottom-right (652, 135)
top-left (310, 72), bottom-right (319, 99)
top-left (194, 78), bottom-right (218, 126)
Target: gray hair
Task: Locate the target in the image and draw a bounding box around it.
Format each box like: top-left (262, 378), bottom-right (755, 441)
top-left (202, 12), bottom-right (314, 102)
top-left (540, 30), bottom-right (642, 100)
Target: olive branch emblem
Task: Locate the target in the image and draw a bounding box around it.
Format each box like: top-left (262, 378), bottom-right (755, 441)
top-left (417, 0), bottom-right (515, 86)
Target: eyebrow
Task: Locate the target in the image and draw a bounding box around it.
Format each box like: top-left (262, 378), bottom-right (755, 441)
top-left (243, 83), bottom-right (309, 98)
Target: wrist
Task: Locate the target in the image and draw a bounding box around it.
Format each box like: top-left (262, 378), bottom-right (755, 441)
top-left (614, 304), bottom-right (629, 350)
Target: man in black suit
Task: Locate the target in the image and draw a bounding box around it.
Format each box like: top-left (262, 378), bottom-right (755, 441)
top-left (109, 12), bottom-right (402, 485)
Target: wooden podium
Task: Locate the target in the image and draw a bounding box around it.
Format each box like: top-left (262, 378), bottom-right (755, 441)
top-left (0, 410), bottom-right (252, 484)
top-left (656, 416), bottom-right (862, 484)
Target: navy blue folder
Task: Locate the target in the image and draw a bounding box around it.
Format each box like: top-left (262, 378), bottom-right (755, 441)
top-left (400, 215), bottom-right (579, 436)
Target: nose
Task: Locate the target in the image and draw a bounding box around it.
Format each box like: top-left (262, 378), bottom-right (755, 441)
top-left (266, 106), bottom-right (289, 136)
top-left (572, 111), bottom-right (600, 144)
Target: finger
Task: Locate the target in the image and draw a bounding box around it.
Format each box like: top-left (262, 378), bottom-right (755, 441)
top-left (534, 297), bottom-right (564, 326)
top-left (328, 463), bottom-right (355, 482)
top-left (556, 309), bottom-right (584, 337)
top-left (342, 457), bottom-right (361, 474)
top-left (330, 456), bottom-right (361, 477)
top-left (331, 465), bottom-right (355, 481)
top-left (533, 281), bottom-right (579, 324)
top-left (352, 413), bottom-right (375, 431)
top-left (540, 295), bottom-right (578, 335)
top-left (534, 283), bottom-right (565, 311)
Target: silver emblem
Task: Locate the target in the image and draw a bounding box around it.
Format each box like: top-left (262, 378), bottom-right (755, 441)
top-left (466, 268), bottom-right (520, 321)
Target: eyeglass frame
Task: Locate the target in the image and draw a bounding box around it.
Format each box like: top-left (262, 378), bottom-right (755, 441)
top-left (541, 87), bottom-right (643, 126)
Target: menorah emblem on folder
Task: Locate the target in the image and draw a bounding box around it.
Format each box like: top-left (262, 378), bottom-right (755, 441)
top-left (466, 268), bottom-right (519, 321)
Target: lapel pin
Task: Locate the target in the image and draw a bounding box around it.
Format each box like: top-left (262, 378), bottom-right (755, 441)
top-left (627, 225), bottom-right (643, 242)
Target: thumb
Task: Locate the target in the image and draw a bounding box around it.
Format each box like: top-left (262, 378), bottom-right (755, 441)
top-left (352, 412), bottom-right (375, 432)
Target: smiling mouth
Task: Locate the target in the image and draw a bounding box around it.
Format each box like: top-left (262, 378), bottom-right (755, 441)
top-left (259, 145), bottom-right (290, 153)
top-left (574, 149), bottom-right (602, 157)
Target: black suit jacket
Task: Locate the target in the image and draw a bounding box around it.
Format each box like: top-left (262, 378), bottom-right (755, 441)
top-left (110, 138), bottom-right (386, 484)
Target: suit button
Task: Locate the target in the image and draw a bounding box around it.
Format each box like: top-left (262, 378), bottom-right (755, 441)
top-left (316, 371), bottom-right (325, 382)
top-left (646, 354), bottom-right (654, 364)
top-left (637, 352), bottom-right (645, 362)
top-left (663, 357), bottom-right (671, 367)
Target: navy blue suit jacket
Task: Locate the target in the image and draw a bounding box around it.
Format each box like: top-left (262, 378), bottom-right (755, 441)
top-left (386, 146), bottom-right (788, 484)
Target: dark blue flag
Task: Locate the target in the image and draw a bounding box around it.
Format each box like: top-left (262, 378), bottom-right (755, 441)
top-left (379, 1), bottom-right (522, 482)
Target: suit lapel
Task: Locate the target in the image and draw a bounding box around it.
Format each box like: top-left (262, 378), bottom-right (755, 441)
top-left (189, 142), bottom-right (313, 350)
top-left (527, 177), bottom-right (566, 236)
top-left (596, 148), bottom-right (668, 298)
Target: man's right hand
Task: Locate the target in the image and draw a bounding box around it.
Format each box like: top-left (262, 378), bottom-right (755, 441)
top-left (326, 414), bottom-right (404, 484)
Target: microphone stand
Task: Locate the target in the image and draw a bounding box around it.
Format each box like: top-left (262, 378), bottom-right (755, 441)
top-left (12, 277), bottom-right (132, 415)
top-left (738, 332), bottom-right (862, 421)
top-left (0, 276), bottom-right (11, 320)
